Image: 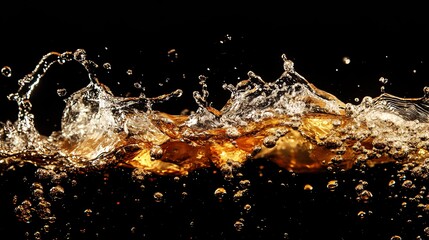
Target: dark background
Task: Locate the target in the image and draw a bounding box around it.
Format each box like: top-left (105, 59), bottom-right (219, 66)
top-left (1, 3), bottom-right (429, 134)
top-left (1, 2), bottom-right (429, 240)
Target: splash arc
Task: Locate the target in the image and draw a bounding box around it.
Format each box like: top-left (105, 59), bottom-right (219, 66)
top-left (1, 50), bottom-right (429, 177)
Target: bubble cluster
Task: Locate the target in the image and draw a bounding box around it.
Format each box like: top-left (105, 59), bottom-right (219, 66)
top-left (1, 49), bottom-right (429, 239)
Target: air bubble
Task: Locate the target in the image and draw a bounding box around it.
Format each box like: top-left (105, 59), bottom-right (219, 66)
top-left (226, 127), bottom-right (241, 138)
top-left (73, 49), bottom-right (87, 62)
top-left (357, 211), bottom-right (366, 219)
top-left (239, 179), bottom-right (251, 189)
top-left (244, 204), bottom-right (252, 212)
top-left (234, 220), bottom-right (244, 231)
top-left (49, 185), bottom-right (65, 200)
top-left (84, 209), bottom-right (93, 217)
top-left (327, 180), bottom-right (338, 191)
top-left (214, 187), bottom-right (227, 200)
top-left (153, 192), bottom-right (164, 202)
top-left (263, 135), bottom-right (278, 148)
top-left (304, 184), bottom-right (313, 191)
top-left (150, 145), bottom-right (163, 160)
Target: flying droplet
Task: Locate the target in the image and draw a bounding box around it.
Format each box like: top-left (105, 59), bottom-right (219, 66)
top-left (1, 66), bottom-right (12, 77)
top-left (103, 62), bottom-right (111, 70)
top-left (281, 54), bottom-right (295, 72)
top-left (56, 88), bottom-right (67, 97)
top-left (167, 49), bottom-right (178, 62)
top-left (379, 76), bottom-right (388, 84)
top-left (342, 56), bottom-right (351, 64)
top-left (73, 49), bottom-right (87, 62)
top-left (134, 82), bottom-right (142, 89)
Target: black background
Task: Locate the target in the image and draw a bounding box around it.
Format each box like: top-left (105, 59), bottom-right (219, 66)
top-left (1, 3), bottom-right (429, 128)
top-left (1, 2), bottom-right (429, 240)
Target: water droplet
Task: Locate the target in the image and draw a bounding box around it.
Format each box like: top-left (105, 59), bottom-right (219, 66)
top-left (379, 76), bottom-right (388, 84)
top-left (167, 49), bottom-right (178, 62)
top-left (281, 54), bottom-right (295, 72)
top-left (134, 82), bottom-right (142, 89)
top-left (59, 51), bottom-right (73, 64)
top-left (390, 235), bottom-right (402, 240)
top-left (342, 56), bottom-right (351, 64)
top-left (73, 49), bottom-right (87, 62)
top-left (1, 66), bottom-right (12, 77)
top-left (56, 88), bottom-right (67, 97)
top-left (103, 62), bottom-right (111, 70)
top-left (126, 69), bottom-right (133, 75)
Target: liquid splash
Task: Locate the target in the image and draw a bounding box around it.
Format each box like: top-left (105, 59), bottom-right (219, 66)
top-left (3, 49), bottom-right (429, 240)
top-left (1, 49), bottom-right (429, 176)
